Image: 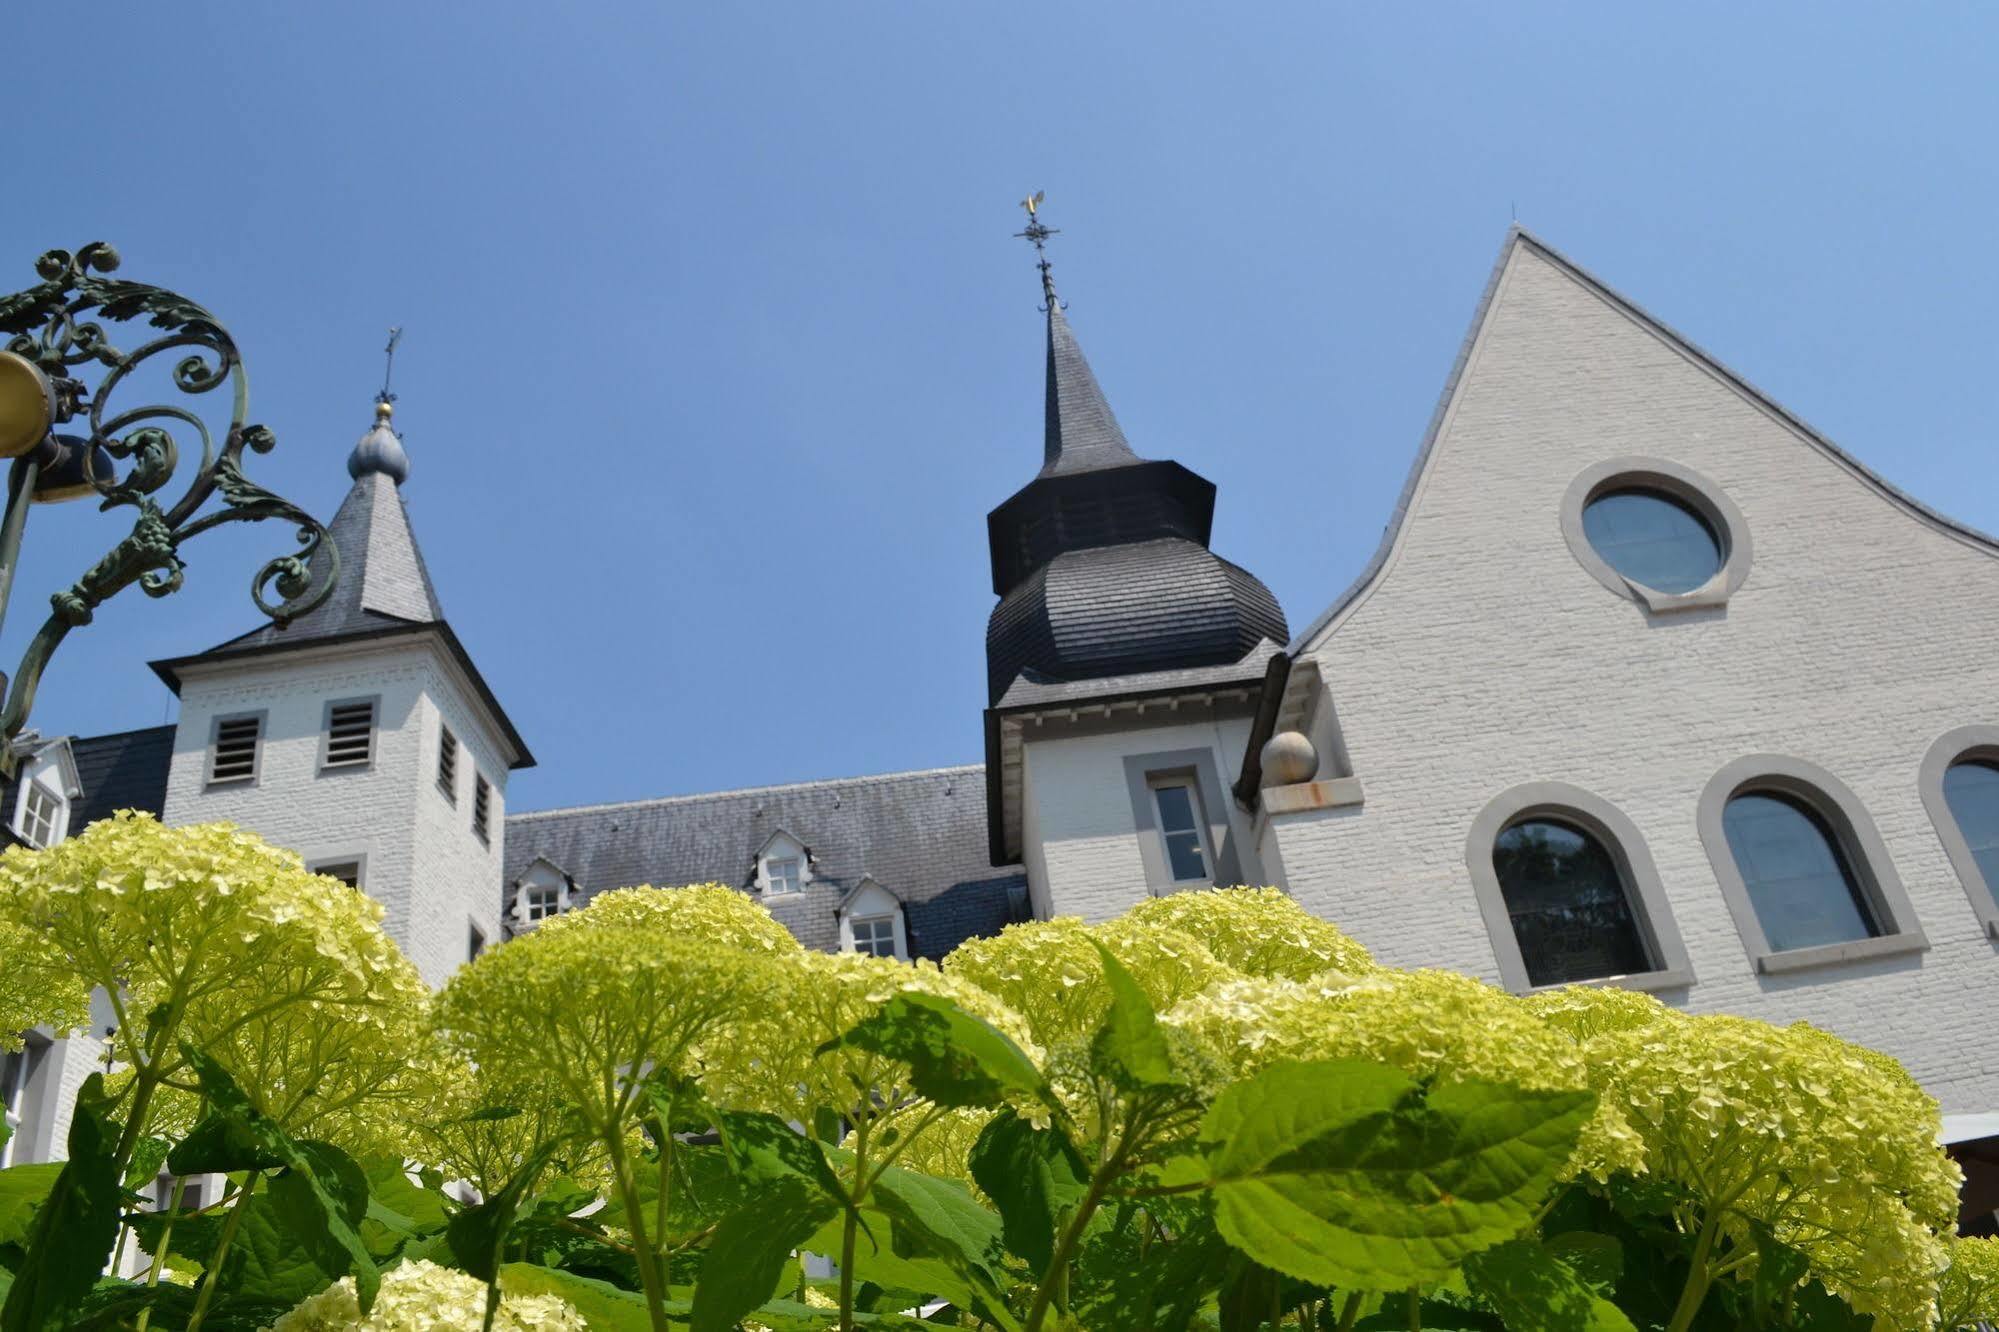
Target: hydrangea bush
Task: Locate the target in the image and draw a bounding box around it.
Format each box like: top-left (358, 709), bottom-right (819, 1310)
top-left (0, 818), bottom-right (1988, 1331)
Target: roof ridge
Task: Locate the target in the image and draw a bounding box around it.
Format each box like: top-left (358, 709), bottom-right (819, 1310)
top-left (507, 763), bottom-right (985, 820)
top-left (71, 723), bottom-right (177, 745)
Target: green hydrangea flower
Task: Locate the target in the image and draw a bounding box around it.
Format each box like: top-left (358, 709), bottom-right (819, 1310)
top-left (1125, 886), bottom-right (1375, 979)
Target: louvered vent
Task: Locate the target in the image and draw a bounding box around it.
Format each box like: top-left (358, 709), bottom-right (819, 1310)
top-left (438, 724), bottom-right (459, 802)
top-left (208, 715), bottom-right (261, 785)
top-left (473, 775), bottom-right (492, 845)
top-left (323, 700), bottom-right (376, 769)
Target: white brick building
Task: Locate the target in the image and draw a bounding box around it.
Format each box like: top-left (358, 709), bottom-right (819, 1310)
top-left (9, 228), bottom-right (1999, 1223)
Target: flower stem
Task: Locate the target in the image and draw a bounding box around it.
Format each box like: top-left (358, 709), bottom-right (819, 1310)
top-left (1022, 1136), bottom-right (1129, 1332)
top-left (605, 1130), bottom-right (672, 1332)
top-left (132, 1173), bottom-right (190, 1332)
top-left (1333, 1291), bottom-right (1363, 1332)
top-left (840, 1119), bottom-right (871, 1332)
top-left (1665, 1210), bottom-right (1722, 1332)
top-left (186, 1173), bottom-right (258, 1332)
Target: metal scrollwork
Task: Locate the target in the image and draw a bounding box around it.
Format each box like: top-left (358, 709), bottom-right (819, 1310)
top-left (0, 242), bottom-right (338, 762)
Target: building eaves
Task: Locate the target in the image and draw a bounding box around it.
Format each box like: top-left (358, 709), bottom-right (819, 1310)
top-left (148, 620), bottom-right (535, 770)
top-left (1289, 225), bottom-right (1999, 652)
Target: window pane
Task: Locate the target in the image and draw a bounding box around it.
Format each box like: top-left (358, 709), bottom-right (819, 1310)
top-left (1163, 830), bottom-right (1209, 882)
top-left (1944, 760), bottom-right (1999, 899)
top-left (1492, 818), bottom-right (1651, 986)
top-left (1581, 489), bottom-right (1723, 594)
top-left (1722, 792), bottom-right (1878, 952)
top-left (1153, 783), bottom-right (1199, 834)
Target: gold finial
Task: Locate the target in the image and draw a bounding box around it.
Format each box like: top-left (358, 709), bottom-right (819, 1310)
top-left (374, 399), bottom-right (393, 423)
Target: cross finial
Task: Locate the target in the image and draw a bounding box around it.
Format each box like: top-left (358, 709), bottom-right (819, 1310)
top-left (377, 325), bottom-right (403, 407)
top-left (1013, 191), bottom-right (1061, 311)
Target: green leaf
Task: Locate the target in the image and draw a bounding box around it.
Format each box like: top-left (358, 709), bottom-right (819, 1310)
top-left (1465, 1238), bottom-right (1637, 1332)
top-left (121, 1136), bottom-right (171, 1194)
top-left (1217, 1254), bottom-right (1284, 1332)
top-left (968, 1109), bottom-right (1090, 1270)
top-left (446, 1141), bottom-right (558, 1282)
top-left (168, 1111), bottom-right (282, 1175)
top-left (691, 1179), bottom-right (838, 1332)
top-left (178, 1047), bottom-right (382, 1313)
top-left (1072, 1202), bottom-right (1232, 1332)
top-left (1545, 1231), bottom-right (1623, 1292)
top-left (1202, 1058), bottom-right (1594, 1291)
top-left (0, 1165), bottom-right (64, 1248)
top-left (1746, 1221), bottom-right (1811, 1312)
top-left (1088, 941), bottom-right (1177, 1088)
top-left (1352, 1300), bottom-right (1504, 1331)
top-left (501, 1262), bottom-right (656, 1331)
top-left (0, 1074), bottom-right (124, 1332)
top-left (821, 992), bottom-right (1048, 1109)
top-left (867, 1163), bottom-right (1019, 1329)
top-left (802, 1209), bottom-right (976, 1311)
top-left (719, 1110), bottom-right (847, 1203)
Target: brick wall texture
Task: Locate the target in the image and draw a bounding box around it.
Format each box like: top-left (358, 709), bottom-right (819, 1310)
top-left (1272, 236), bottom-right (1999, 1112)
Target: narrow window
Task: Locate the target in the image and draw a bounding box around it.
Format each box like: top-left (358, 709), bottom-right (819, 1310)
top-left (438, 725), bottom-right (458, 804)
top-left (765, 856), bottom-right (801, 895)
top-left (472, 775), bottom-right (492, 845)
top-left (523, 881), bottom-right (563, 922)
top-left (1722, 791), bottom-right (1879, 952)
top-left (1942, 760), bottom-right (1999, 901)
top-left (850, 915), bottom-right (897, 958)
top-left (321, 699), bottom-right (377, 771)
top-left (1149, 777), bottom-right (1213, 884)
top-left (152, 1173), bottom-right (205, 1212)
top-left (468, 922), bottom-right (486, 961)
top-left (311, 859), bottom-right (363, 890)
top-left (207, 714), bottom-right (262, 786)
top-left (15, 780), bottom-right (64, 849)
top-left (1492, 817), bottom-right (1652, 986)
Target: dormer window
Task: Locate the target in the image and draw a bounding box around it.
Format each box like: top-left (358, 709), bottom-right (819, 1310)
top-left (14, 779), bottom-right (65, 849)
top-left (511, 859), bottom-right (573, 930)
top-left (850, 915), bottom-right (896, 958)
top-left (765, 856), bottom-right (801, 895)
top-left (755, 832), bottom-right (811, 896)
top-left (837, 877), bottom-right (908, 960)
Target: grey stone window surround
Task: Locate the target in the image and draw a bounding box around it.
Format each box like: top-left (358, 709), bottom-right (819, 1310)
top-left (1123, 748), bottom-right (1245, 893)
top-left (307, 852), bottom-right (368, 892)
top-left (204, 709), bottom-right (267, 789)
top-left (1696, 754), bottom-right (1928, 975)
top-left (1918, 724), bottom-right (1999, 939)
top-left (1465, 781), bottom-right (1695, 995)
top-left (317, 695), bottom-right (380, 775)
top-left (1560, 456), bottom-right (1752, 613)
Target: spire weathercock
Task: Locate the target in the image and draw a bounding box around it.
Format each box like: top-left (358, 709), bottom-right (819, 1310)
top-left (1015, 191), bottom-right (1061, 311)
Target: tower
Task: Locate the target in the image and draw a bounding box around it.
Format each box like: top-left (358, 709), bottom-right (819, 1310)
top-left (151, 394), bottom-right (532, 986)
top-left (983, 204), bottom-right (1287, 919)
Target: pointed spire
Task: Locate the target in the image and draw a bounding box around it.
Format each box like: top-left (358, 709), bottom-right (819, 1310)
top-left (349, 327), bottom-right (410, 484)
top-left (1013, 194), bottom-right (1143, 476)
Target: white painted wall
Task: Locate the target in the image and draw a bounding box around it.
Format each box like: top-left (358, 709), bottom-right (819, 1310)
top-left (1271, 237), bottom-right (1999, 1112)
top-left (162, 637), bottom-right (507, 988)
top-left (1028, 714), bottom-right (1257, 922)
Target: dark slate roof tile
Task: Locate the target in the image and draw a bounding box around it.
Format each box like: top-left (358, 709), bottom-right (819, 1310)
top-left (504, 765), bottom-right (1027, 960)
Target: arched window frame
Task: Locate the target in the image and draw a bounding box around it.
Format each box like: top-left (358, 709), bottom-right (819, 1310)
top-left (1697, 754), bottom-right (1927, 974)
top-left (1918, 724), bottom-right (1999, 939)
top-left (1559, 456), bottom-right (1752, 613)
top-left (1465, 781), bottom-right (1693, 995)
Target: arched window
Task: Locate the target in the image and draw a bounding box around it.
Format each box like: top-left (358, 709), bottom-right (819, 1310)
top-left (1920, 728), bottom-right (1999, 937)
top-left (1466, 782), bottom-right (1693, 994)
top-left (1941, 760), bottom-right (1999, 897)
top-left (1491, 817), bottom-right (1652, 987)
top-left (1698, 755), bottom-right (1926, 974)
top-left (1720, 791), bottom-right (1878, 952)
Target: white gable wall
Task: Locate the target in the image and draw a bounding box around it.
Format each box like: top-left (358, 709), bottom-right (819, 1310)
top-left (161, 638), bottom-right (507, 987)
top-left (1268, 236), bottom-right (1999, 1111)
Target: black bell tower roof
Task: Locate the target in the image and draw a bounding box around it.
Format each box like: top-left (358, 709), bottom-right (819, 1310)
top-left (983, 216), bottom-right (1285, 705)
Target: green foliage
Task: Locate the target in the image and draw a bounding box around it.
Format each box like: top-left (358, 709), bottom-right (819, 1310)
top-left (0, 841), bottom-right (1974, 1332)
top-left (0, 1074), bottom-right (122, 1332)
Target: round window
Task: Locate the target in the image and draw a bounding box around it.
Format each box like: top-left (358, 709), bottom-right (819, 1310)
top-left (1580, 488), bottom-right (1723, 594)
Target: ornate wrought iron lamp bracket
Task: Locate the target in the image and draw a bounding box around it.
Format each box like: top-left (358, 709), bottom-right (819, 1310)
top-left (0, 243), bottom-right (337, 773)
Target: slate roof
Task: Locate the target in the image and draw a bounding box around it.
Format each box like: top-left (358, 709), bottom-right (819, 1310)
top-left (504, 765), bottom-right (1028, 958)
top-left (1041, 302), bottom-right (1142, 476)
top-left (205, 470), bottom-right (446, 653)
top-left (70, 725), bottom-right (173, 825)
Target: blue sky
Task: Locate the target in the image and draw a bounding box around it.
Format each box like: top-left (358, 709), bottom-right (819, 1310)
top-left (6, 5), bottom-right (1996, 811)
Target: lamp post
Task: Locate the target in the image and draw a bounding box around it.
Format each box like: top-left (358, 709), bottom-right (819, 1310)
top-left (0, 242), bottom-right (336, 773)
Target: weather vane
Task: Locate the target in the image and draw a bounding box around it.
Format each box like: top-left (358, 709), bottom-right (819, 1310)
top-left (378, 325), bottom-right (403, 406)
top-left (1014, 191), bottom-right (1061, 310)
